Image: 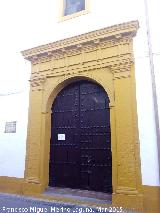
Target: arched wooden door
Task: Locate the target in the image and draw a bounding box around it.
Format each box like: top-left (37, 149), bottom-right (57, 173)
top-left (49, 80), bottom-right (112, 193)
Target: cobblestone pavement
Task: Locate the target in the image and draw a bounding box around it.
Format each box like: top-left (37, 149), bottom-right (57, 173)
top-left (0, 193), bottom-right (136, 213)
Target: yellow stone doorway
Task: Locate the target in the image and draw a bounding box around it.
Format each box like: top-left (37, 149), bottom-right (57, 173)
top-left (22, 21), bottom-right (143, 211)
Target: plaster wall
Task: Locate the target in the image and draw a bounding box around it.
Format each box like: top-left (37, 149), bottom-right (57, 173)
top-left (0, 92), bottom-right (29, 178)
top-left (0, 0), bottom-right (159, 186)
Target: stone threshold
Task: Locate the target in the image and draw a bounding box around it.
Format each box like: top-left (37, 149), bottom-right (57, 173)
top-left (42, 187), bottom-right (112, 205)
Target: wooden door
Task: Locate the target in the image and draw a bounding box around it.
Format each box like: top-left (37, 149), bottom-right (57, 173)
top-left (49, 80), bottom-right (112, 193)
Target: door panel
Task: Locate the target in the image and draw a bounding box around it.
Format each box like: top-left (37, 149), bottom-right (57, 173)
top-left (49, 80), bottom-right (112, 193)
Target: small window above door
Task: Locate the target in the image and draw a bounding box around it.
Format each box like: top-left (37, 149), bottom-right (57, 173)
top-left (60, 0), bottom-right (90, 21)
top-left (64, 0), bottom-right (85, 16)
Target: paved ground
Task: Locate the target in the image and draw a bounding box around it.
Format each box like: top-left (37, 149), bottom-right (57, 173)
top-left (0, 193), bottom-right (136, 213)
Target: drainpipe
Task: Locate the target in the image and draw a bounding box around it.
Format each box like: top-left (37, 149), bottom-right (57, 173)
top-left (144, 0), bottom-right (160, 179)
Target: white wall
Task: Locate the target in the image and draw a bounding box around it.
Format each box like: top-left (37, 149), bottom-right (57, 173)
top-left (0, 0), bottom-right (159, 184)
top-left (0, 91), bottom-right (29, 178)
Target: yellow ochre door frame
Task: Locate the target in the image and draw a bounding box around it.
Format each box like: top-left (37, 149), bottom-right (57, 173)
top-left (22, 21), bottom-right (143, 211)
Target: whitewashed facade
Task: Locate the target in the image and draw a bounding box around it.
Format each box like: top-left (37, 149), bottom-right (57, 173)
top-left (0, 0), bottom-right (159, 187)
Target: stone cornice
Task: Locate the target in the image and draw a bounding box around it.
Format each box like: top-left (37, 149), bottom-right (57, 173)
top-left (21, 21), bottom-right (139, 62)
